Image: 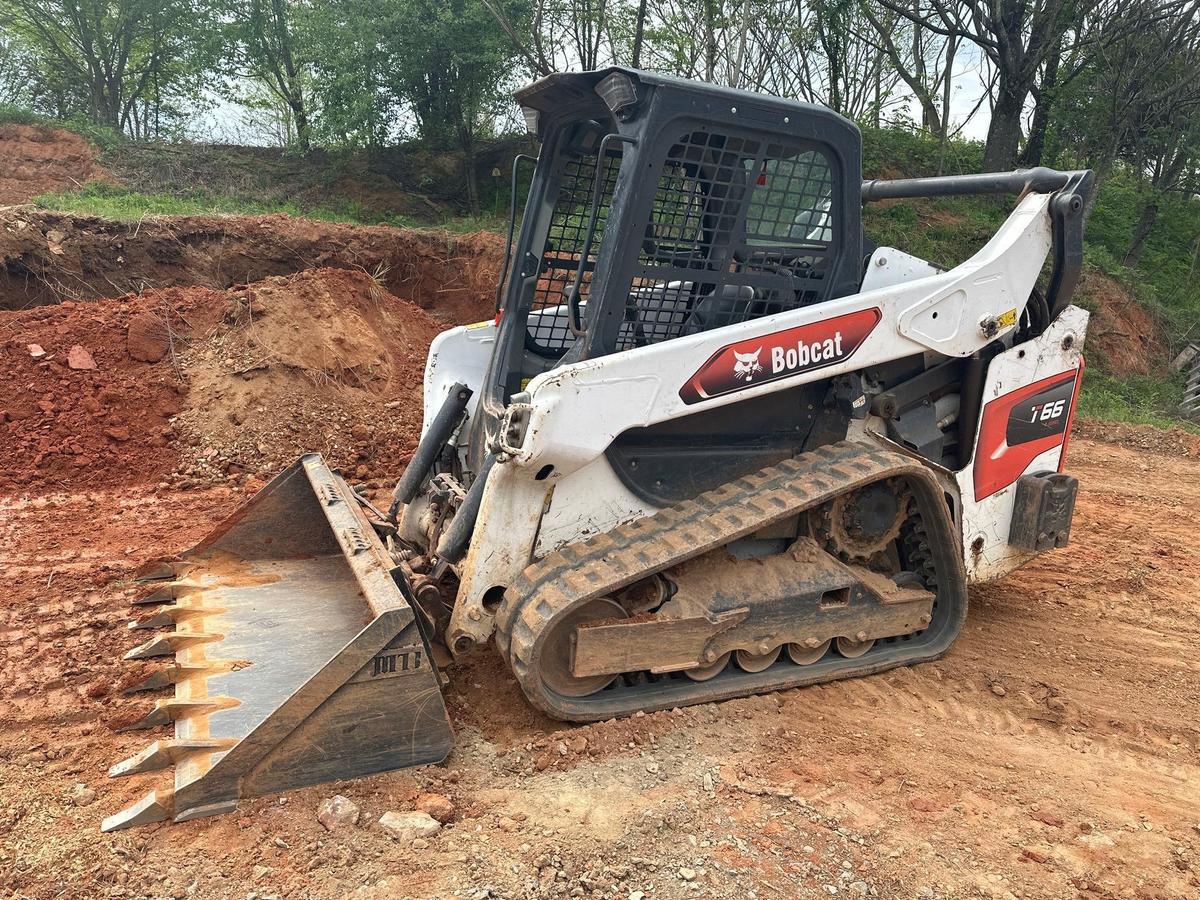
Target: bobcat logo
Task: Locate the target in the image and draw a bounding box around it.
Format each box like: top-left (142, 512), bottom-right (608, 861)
top-left (732, 347), bottom-right (763, 382)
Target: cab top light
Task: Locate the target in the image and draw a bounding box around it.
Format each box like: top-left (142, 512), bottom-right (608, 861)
top-left (595, 72), bottom-right (638, 120)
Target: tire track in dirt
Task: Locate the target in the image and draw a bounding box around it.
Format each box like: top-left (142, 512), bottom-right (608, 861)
top-left (782, 670), bottom-right (1198, 787)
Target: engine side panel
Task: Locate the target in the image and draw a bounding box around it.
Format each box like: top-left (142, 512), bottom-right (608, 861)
top-left (956, 305), bottom-right (1088, 582)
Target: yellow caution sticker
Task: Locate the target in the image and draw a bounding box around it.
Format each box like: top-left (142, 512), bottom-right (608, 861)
top-left (997, 308), bottom-right (1018, 329)
top-left (520, 377), bottom-right (532, 391)
top-left (466, 320), bottom-right (493, 330)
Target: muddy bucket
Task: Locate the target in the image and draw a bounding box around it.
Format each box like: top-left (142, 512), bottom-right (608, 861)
top-left (103, 454), bottom-right (452, 831)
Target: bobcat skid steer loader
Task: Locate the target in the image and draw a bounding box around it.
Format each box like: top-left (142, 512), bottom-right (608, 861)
top-left (105, 68), bottom-right (1092, 830)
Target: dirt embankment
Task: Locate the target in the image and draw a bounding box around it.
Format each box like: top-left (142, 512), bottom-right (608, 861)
top-left (104, 136), bottom-right (535, 221)
top-left (0, 124), bottom-right (107, 206)
top-left (0, 208), bottom-right (504, 323)
top-left (0, 210), bottom-right (504, 495)
top-left (0, 267), bottom-right (452, 492)
top-left (1077, 271), bottom-right (1170, 377)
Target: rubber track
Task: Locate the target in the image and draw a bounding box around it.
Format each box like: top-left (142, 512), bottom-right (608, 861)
top-left (494, 441), bottom-right (965, 720)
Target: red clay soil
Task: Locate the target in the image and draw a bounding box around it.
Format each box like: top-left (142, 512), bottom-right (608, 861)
top-left (0, 124), bottom-right (106, 206)
top-left (1079, 271), bottom-right (1169, 376)
top-left (0, 287), bottom-right (215, 490)
top-left (0, 268), bottom-right (448, 492)
top-left (0, 208), bottom-right (503, 323)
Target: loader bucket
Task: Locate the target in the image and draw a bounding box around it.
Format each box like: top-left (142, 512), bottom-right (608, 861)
top-left (103, 454), bottom-right (453, 832)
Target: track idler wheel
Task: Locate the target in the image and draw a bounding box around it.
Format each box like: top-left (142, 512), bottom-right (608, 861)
top-left (685, 652), bottom-right (731, 681)
top-left (537, 597), bottom-right (627, 698)
top-left (835, 634), bottom-right (875, 658)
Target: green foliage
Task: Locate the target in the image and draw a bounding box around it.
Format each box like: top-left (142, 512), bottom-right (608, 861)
top-left (305, 0), bottom-right (397, 148)
top-left (1083, 172), bottom-right (1200, 341)
top-left (219, 0), bottom-right (317, 149)
top-left (862, 194), bottom-right (1006, 268)
top-left (861, 130), bottom-right (1014, 266)
top-left (860, 127), bottom-right (985, 180)
top-left (379, 0), bottom-right (528, 149)
top-left (0, 103), bottom-right (46, 126)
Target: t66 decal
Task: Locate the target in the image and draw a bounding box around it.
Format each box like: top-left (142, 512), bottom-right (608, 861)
top-left (973, 366), bottom-right (1082, 501)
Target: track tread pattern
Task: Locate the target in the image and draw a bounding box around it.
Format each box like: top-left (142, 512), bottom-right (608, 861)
top-left (495, 441), bottom-right (963, 719)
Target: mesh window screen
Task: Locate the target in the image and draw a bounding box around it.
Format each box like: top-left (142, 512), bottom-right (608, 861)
top-left (618, 130), bottom-right (836, 351)
top-left (525, 146), bottom-right (623, 357)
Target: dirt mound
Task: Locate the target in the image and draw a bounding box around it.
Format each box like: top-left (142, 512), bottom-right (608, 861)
top-left (1075, 418), bottom-right (1200, 458)
top-left (0, 208), bottom-right (503, 324)
top-left (1079, 271), bottom-right (1168, 376)
top-left (0, 124), bottom-right (106, 205)
top-left (171, 267), bottom-right (443, 484)
top-left (0, 268), bottom-right (446, 491)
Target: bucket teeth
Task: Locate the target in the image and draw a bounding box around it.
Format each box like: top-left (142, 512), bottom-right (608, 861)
top-left (101, 789), bottom-right (173, 833)
top-left (128, 599), bottom-right (206, 630)
top-left (132, 579), bottom-right (205, 607)
top-left (124, 631), bottom-right (221, 660)
top-left (121, 663), bottom-right (209, 694)
top-left (109, 739), bottom-right (233, 777)
top-left (128, 608), bottom-right (177, 630)
top-left (132, 556), bottom-right (194, 582)
top-left (120, 697), bottom-right (237, 731)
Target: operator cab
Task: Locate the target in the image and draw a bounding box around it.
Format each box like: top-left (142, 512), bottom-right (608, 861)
top-left (488, 68), bottom-right (863, 402)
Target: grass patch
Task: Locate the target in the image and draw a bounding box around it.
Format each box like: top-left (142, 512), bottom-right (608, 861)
top-left (32, 181), bottom-right (505, 233)
top-left (863, 195), bottom-right (1006, 268)
top-left (1078, 368), bottom-right (1197, 431)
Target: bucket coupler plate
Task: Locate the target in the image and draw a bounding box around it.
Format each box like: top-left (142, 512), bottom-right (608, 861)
top-left (104, 454), bottom-right (453, 832)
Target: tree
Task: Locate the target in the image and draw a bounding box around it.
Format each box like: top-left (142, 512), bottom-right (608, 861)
top-left (307, 0), bottom-right (398, 148)
top-left (875, 0), bottom-right (1141, 171)
top-left (381, 0), bottom-right (528, 210)
top-left (1054, 1), bottom-right (1200, 222)
top-left (860, 0), bottom-right (958, 141)
top-left (0, 28), bottom-right (42, 105)
top-left (223, 0), bottom-right (315, 151)
top-left (0, 0), bottom-right (215, 135)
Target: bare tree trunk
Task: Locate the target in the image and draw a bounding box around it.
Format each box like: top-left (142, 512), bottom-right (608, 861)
top-left (460, 125), bottom-right (479, 214)
top-left (982, 87), bottom-right (1024, 172)
top-left (291, 101), bottom-right (311, 152)
top-left (1124, 149), bottom-right (1188, 266)
top-left (1123, 198), bottom-right (1159, 268)
top-left (730, 0), bottom-right (752, 88)
top-left (702, 0), bottom-right (717, 82)
top-left (631, 0), bottom-right (648, 67)
top-left (1084, 132), bottom-right (1121, 220)
top-left (1019, 41), bottom-right (1061, 167)
top-left (936, 34), bottom-right (957, 175)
